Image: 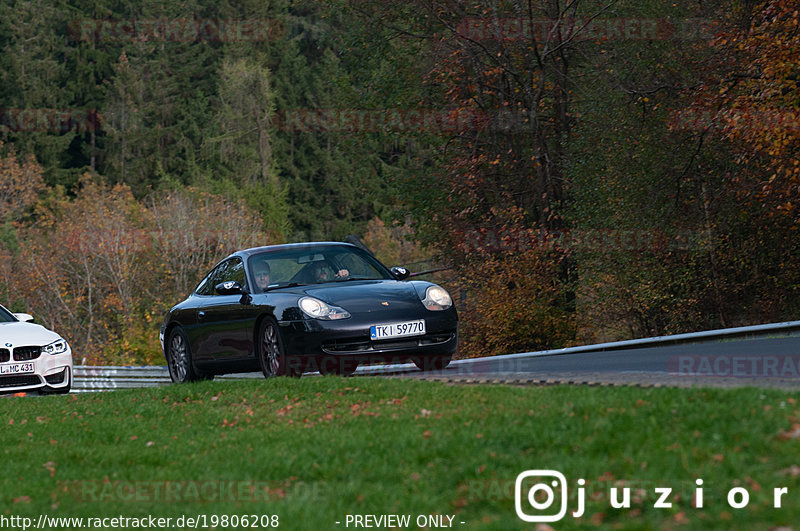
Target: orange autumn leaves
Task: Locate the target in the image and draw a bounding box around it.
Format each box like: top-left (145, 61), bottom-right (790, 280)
top-left (683, 0), bottom-right (800, 220)
top-left (0, 163), bottom-right (269, 364)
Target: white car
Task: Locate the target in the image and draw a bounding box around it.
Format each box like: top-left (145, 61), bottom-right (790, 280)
top-left (0, 304), bottom-right (73, 394)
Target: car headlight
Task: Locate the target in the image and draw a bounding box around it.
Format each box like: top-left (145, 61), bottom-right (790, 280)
top-left (43, 339), bottom-right (69, 355)
top-left (421, 285), bottom-right (453, 311)
top-left (299, 297), bottom-right (351, 320)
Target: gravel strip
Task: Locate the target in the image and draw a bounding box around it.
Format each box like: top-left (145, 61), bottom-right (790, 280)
top-left (373, 371), bottom-right (800, 390)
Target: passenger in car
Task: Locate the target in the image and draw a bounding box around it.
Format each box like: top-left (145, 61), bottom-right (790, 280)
top-left (310, 262), bottom-right (349, 282)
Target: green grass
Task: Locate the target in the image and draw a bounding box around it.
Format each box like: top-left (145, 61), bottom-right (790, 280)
top-left (2, 379), bottom-right (800, 530)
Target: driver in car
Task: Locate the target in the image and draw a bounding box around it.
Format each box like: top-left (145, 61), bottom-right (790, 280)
top-left (254, 263), bottom-right (272, 292)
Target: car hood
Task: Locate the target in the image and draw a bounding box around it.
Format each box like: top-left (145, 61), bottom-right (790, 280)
top-left (301, 280), bottom-right (424, 313)
top-left (0, 322), bottom-right (62, 347)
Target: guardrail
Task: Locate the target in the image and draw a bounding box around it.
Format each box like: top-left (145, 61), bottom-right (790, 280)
top-left (74, 320), bottom-right (800, 391)
top-left (357, 319), bottom-right (800, 375)
top-left (73, 366), bottom-right (261, 392)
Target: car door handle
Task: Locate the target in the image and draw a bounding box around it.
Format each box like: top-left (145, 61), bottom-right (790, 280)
top-left (198, 311), bottom-right (206, 321)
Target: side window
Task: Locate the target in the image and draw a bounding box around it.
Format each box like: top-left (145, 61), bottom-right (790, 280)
top-left (219, 258), bottom-right (246, 288)
top-left (194, 258), bottom-right (246, 296)
top-left (195, 263), bottom-right (224, 296)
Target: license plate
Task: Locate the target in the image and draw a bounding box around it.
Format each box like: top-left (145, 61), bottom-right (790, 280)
top-left (0, 362), bottom-right (34, 375)
top-left (371, 320), bottom-right (426, 340)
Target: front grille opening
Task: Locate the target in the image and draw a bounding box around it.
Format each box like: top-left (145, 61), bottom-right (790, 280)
top-left (0, 375), bottom-right (41, 388)
top-left (13, 346), bottom-right (42, 361)
top-left (322, 332), bottom-right (455, 354)
top-left (322, 338), bottom-right (371, 353)
top-left (419, 333), bottom-right (453, 345)
top-left (45, 369), bottom-right (67, 385)
top-left (0, 349), bottom-right (9, 362)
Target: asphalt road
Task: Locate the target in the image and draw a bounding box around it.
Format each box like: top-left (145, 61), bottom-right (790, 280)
top-left (393, 335), bottom-right (800, 389)
top-left (10, 334), bottom-right (797, 395)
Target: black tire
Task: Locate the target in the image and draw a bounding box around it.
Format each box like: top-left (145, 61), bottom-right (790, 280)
top-left (319, 357), bottom-right (358, 377)
top-left (258, 319), bottom-right (300, 378)
top-left (413, 355), bottom-right (451, 372)
top-left (166, 327), bottom-right (201, 383)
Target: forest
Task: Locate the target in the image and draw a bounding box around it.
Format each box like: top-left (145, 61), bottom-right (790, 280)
top-left (0, 0), bottom-right (797, 364)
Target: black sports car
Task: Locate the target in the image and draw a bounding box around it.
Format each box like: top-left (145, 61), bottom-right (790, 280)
top-left (160, 242), bottom-right (458, 381)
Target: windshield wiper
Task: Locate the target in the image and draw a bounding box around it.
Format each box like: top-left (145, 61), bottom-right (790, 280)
top-left (263, 282), bottom-right (307, 292)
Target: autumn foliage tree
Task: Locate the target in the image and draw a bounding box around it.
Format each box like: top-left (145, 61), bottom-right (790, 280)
top-left (343, 0), bottom-right (618, 353)
top-left (686, 0), bottom-right (800, 220)
top-left (671, 0), bottom-right (800, 321)
top-left (348, 0), bottom-right (800, 350)
top-left (12, 177), bottom-right (268, 365)
top-left (18, 177), bottom-right (142, 359)
top-left (0, 144), bottom-right (45, 306)
top-left (148, 188), bottom-right (269, 301)
top-left (0, 143), bottom-right (45, 221)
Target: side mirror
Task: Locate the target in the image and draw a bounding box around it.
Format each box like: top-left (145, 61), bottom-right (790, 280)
top-left (215, 281), bottom-right (245, 295)
top-left (390, 266), bottom-right (410, 280)
top-left (13, 313), bottom-right (34, 323)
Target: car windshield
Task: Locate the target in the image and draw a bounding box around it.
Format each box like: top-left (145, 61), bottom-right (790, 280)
top-left (0, 305), bottom-right (17, 323)
top-left (248, 245), bottom-right (393, 291)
